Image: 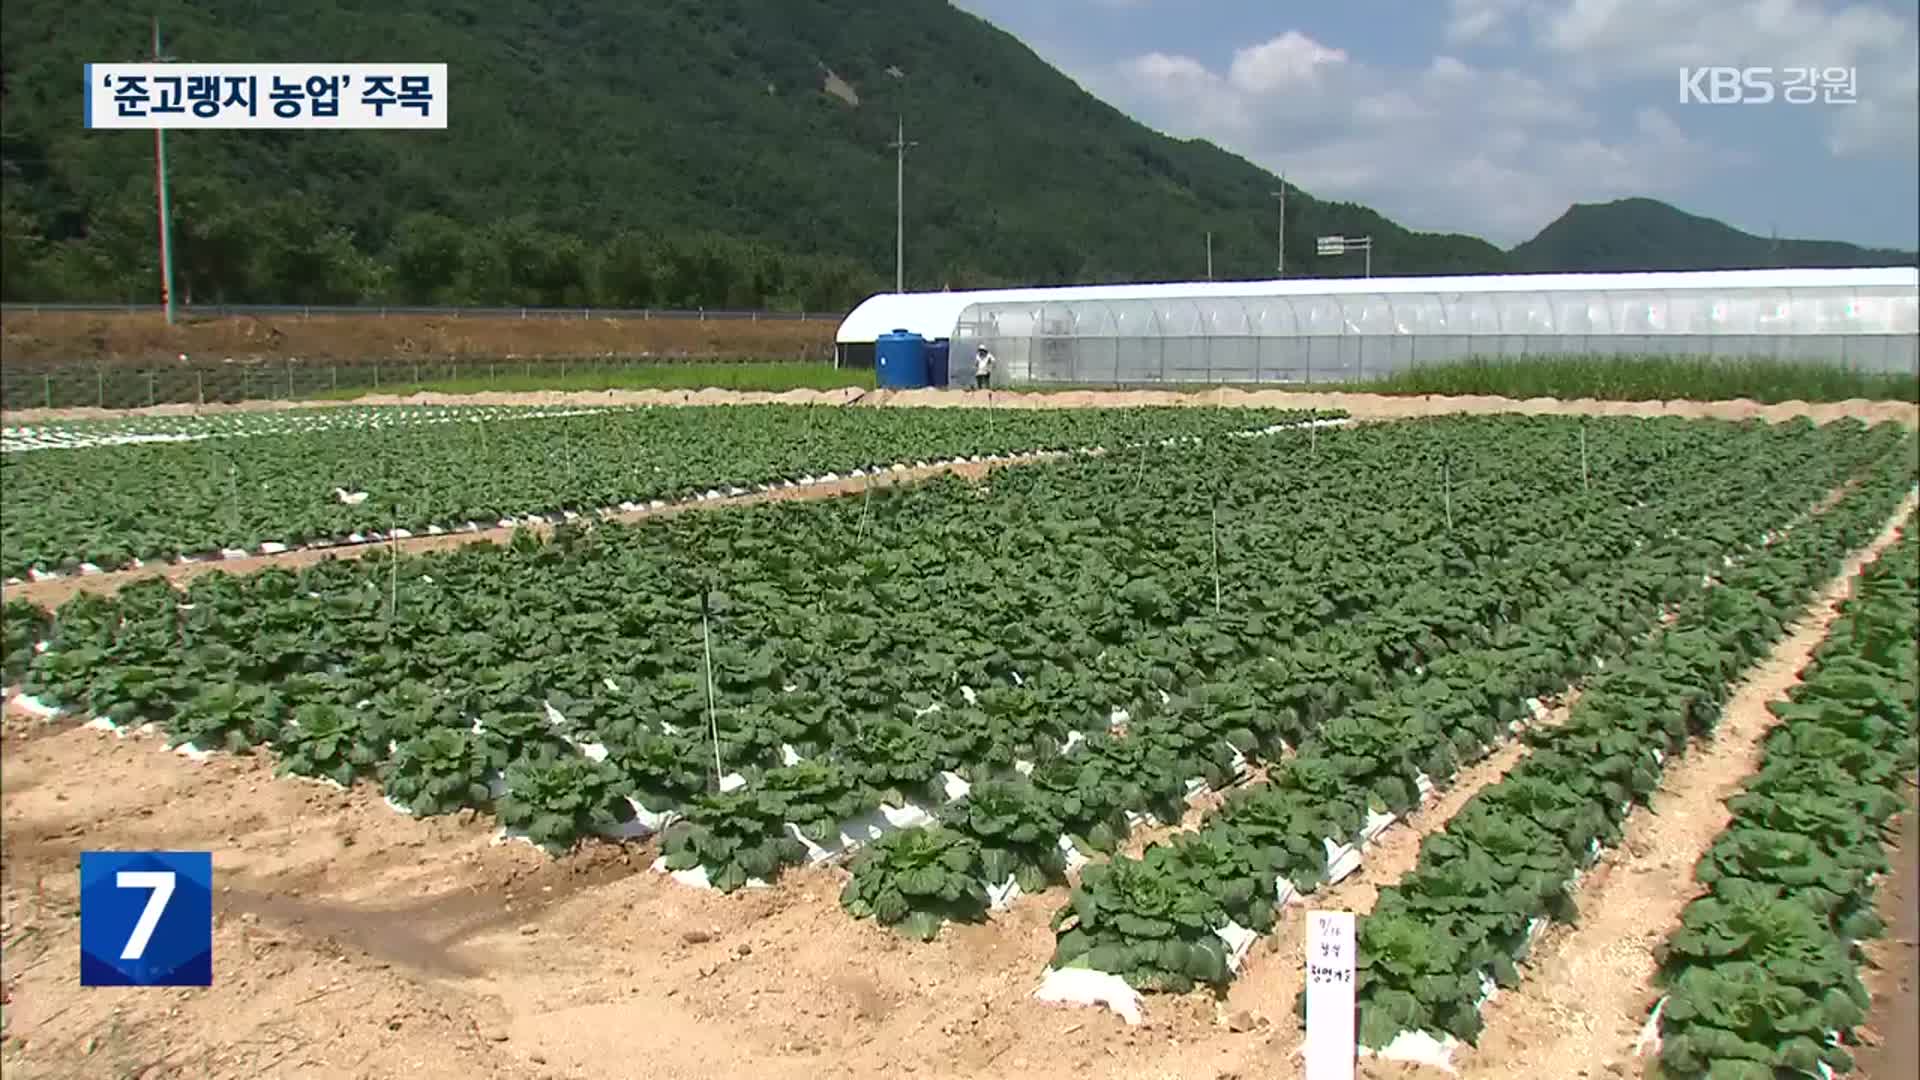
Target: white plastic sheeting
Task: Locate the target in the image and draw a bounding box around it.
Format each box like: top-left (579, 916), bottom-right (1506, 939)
top-left (835, 268), bottom-right (1920, 384)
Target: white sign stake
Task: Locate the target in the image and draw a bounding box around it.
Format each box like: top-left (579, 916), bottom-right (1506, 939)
top-left (1305, 910), bottom-right (1357, 1080)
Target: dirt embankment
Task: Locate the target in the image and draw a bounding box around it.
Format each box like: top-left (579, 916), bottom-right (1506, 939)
top-left (5, 386), bottom-right (1917, 428)
top-left (0, 311), bottom-right (837, 366)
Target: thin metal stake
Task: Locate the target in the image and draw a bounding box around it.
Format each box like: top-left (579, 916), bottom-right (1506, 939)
top-left (389, 516), bottom-right (399, 621)
top-left (228, 461), bottom-right (239, 536)
top-left (1210, 503), bottom-right (1223, 616)
top-left (857, 478), bottom-right (874, 542)
top-left (1580, 426), bottom-right (1590, 493)
top-left (1443, 457), bottom-right (1453, 530)
top-left (702, 609), bottom-right (724, 785)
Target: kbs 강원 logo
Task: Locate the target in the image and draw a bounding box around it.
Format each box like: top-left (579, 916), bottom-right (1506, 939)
top-left (1678, 66), bottom-right (1858, 105)
top-left (79, 852), bottom-right (213, 986)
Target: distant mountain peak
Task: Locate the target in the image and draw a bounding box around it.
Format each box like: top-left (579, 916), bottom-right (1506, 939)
top-left (1512, 198), bottom-right (1915, 272)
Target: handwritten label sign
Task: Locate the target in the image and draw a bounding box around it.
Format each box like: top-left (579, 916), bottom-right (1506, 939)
top-left (1305, 910), bottom-right (1357, 1080)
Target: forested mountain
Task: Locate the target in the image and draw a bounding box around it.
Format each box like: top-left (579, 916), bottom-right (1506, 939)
top-left (1511, 199), bottom-right (1915, 273)
top-left (1, 2), bottom-right (1908, 310)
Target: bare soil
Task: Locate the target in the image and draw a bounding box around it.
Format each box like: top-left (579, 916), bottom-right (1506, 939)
top-left (1854, 787), bottom-right (1920, 1080)
top-left (0, 312), bottom-right (834, 366)
top-left (5, 386), bottom-right (1916, 428)
top-left (0, 708), bottom-right (1286, 1080)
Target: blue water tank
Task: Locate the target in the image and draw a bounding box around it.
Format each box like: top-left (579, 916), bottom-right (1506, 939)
top-left (875, 329), bottom-right (930, 388)
top-left (926, 339), bottom-right (951, 387)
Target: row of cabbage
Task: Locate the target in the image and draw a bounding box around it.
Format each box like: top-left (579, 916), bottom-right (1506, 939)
top-left (3, 418), bottom-right (1905, 908)
top-left (1007, 425), bottom-right (1918, 1016)
top-left (862, 419), bottom-right (1904, 960)
top-left (1643, 516), bottom-right (1918, 1079)
top-left (4, 413), bottom-right (1584, 864)
top-left (1341, 448), bottom-right (1916, 1064)
top-left (0, 403), bottom-right (1329, 577)
top-left (1, 405), bottom-right (615, 453)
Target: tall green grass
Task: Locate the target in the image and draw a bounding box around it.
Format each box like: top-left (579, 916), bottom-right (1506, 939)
top-left (313, 361), bottom-right (873, 398)
top-left (1009, 356), bottom-right (1917, 404)
top-left (305, 354), bottom-right (1913, 404)
top-left (1361, 355), bottom-right (1917, 404)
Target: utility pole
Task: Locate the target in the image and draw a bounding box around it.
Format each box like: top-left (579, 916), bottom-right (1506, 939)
top-left (1206, 231), bottom-right (1213, 280)
top-left (888, 115), bottom-right (917, 294)
top-left (152, 16), bottom-right (177, 324)
top-left (1271, 177), bottom-right (1287, 278)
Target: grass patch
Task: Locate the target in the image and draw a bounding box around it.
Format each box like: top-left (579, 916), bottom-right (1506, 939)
top-left (1008, 356), bottom-right (1917, 404)
top-left (1362, 356), bottom-right (1917, 404)
top-left (311, 361), bottom-right (872, 399)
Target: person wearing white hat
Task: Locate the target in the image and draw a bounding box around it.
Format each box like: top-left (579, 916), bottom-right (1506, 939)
top-left (972, 344), bottom-right (995, 390)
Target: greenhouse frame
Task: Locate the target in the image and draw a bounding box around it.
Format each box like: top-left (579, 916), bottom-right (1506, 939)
top-left (834, 267), bottom-right (1920, 387)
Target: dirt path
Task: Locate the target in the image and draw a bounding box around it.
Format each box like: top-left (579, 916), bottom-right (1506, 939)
top-left (1451, 493), bottom-right (1919, 1080)
top-left (0, 711), bottom-right (1270, 1080)
top-left (4, 386), bottom-right (1916, 427)
top-left (1855, 787), bottom-right (1920, 1080)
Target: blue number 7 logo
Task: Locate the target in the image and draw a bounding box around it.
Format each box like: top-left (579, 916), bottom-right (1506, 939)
top-left (80, 852), bottom-right (213, 986)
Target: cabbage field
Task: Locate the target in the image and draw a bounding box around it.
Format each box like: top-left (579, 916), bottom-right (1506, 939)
top-left (0, 403), bottom-right (1326, 579)
top-left (1, 403), bottom-right (1915, 1074)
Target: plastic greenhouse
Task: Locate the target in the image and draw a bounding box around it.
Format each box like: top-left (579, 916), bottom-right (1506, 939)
top-left (834, 268), bottom-right (1919, 387)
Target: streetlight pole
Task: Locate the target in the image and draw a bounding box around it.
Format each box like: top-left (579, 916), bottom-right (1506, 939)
top-left (888, 115), bottom-right (917, 294)
top-left (151, 16), bottom-right (177, 325)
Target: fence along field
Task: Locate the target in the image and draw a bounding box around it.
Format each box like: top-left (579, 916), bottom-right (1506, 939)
top-left (0, 404), bottom-right (1325, 581)
top-left (2, 410), bottom-right (1916, 1073)
top-left (0, 307), bottom-right (842, 408)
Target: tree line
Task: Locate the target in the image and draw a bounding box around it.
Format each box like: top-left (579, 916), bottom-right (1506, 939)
top-left (1, 182), bottom-right (889, 312)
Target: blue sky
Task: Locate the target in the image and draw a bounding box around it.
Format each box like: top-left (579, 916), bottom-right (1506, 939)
top-left (952, 0), bottom-right (1920, 250)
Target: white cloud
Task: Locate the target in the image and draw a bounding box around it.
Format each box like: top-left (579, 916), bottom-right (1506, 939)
top-left (1227, 32), bottom-right (1349, 94)
top-left (1087, 32), bottom-right (1732, 242)
top-left (1446, 0), bottom-right (1535, 44)
top-left (1443, 0), bottom-right (1918, 164)
top-left (1119, 52), bottom-right (1255, 135)
top-left (1829, 58), bottom-right (1920, 158)
top-left (1538, 0), bottom-right (1909, 73)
